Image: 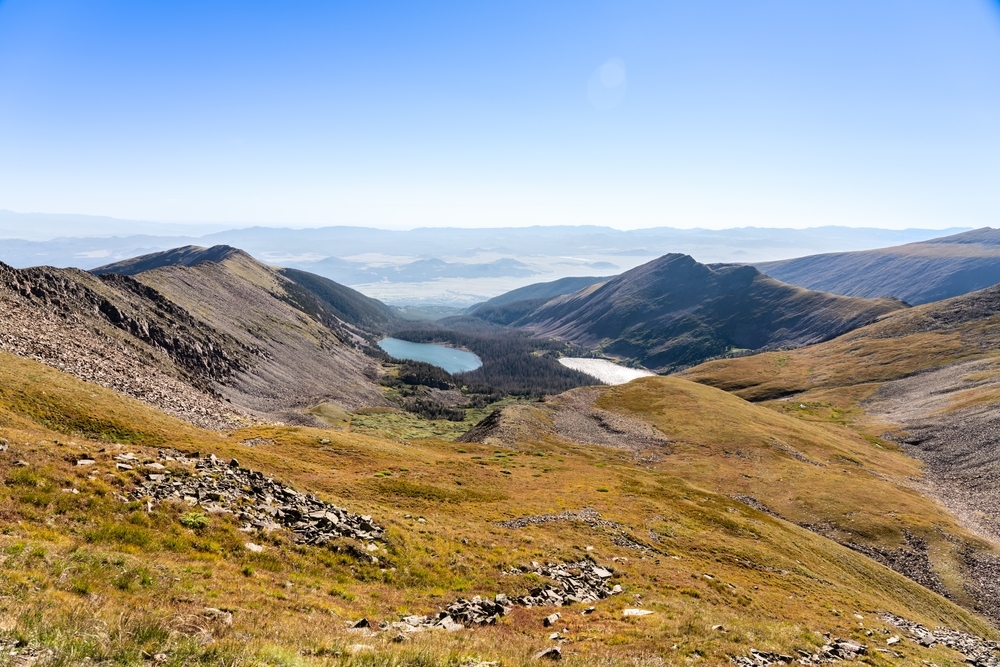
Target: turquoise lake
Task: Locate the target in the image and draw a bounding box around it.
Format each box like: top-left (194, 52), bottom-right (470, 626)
top-left (377, 338), bottom-right (482, 374)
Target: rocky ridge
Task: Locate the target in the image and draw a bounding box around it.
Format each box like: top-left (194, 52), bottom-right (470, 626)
top-left (129, 249), bottom-right (388, 418)
top-left (0, 267), bottom-right (251, 429)
top-left (0, 262), bottom-right (253, 387)
top-left (0, 250), bottom-right (392, 427)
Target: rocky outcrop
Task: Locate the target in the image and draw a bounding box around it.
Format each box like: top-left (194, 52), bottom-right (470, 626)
top-left (127, 451), bottom-right (383, 544)
top-left (385, 560), bottom-right (622, 634)
top-left (881, 612), bottom-right (1000, 666)
top-left (497, 508), bottom-right (664, 555)
top-left (732, 639), bottom-right (868, 666)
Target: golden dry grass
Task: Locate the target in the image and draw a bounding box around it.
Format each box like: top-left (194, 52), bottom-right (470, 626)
top-left (680, 293), bottom-right (1000, 407)
top-left (594, 377), bottom-right (999, 610)
top-left (0, 352), bottom-right (997, 666)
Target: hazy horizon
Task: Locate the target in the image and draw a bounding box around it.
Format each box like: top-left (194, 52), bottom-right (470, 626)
top-left (0, 207), bottom-right (982, 241)
top-left (0, 214), bottom-right (974, 307)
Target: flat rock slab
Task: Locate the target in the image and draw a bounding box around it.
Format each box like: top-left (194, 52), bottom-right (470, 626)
top-left (533, 646), bottom-right (562, 661)
top-left (623, 609), bottom-right (654, 617)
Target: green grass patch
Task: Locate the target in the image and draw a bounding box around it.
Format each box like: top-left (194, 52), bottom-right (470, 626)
top-left (371, 479), bottom-right (506, 504)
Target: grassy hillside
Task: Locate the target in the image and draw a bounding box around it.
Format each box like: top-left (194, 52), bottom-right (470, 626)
top-left (679, 284), bottom-right (1000, 607)
top-left (2, 352), bottom-right (998, 665)
top-left (466, 375), bottom-right (1000, 622)
top-left (680, 283), bottom-right (1000, 404)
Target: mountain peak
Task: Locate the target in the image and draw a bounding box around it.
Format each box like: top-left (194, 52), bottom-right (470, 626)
top-left (91, 245), bottom-right (247, 276)
top-left (495, 252), bottom-right (904, 371)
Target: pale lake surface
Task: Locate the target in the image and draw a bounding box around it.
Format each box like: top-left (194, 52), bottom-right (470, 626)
top-left (378, 338), bottom-right (483, 374)
top-left (558, 358), bottom-right (656, 385)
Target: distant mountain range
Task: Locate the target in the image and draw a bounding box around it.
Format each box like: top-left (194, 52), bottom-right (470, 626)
top-left (0, 209), bottom-right (232, 240)
top-left (755, 227), bottom-right (1000, 305)
top-left (0, 216), bottom-right (980, 308)
top-left (467, 276), bottom-right (606, 311)
top-left (0, 213), bottom-right (970, 273)
top-left (286, 256), bottom-right (539, 284)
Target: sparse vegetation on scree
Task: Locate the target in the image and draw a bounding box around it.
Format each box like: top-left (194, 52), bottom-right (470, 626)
top-left (2, 350), bottom-right (999, 666)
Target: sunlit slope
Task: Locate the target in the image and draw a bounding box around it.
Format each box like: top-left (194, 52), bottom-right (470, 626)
top-left (681, 283), bottom-right (1000, 403)
top-left (94, 244), bottom-right (401, 332)
top-left (3, 352), bottom-right (997, 664)
top-left (679, 281), bottom-right (1000, 610)
top-left (471, 375), bottom-right (1000, 622)
top-left (595, 377), bottom-right (968, 555)
top-left (0, 260), bottom-right (250, 428)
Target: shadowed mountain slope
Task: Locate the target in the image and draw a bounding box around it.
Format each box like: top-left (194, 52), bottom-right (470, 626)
top-left (275, 267), bottom-right (399, 331)
top-left (756, 227), bottom-right (1000, 305)
top-left (476, 253), bottom-right (905, 372)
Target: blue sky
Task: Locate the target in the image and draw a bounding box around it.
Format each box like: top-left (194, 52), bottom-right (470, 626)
top-left (0, 1), bottom-right (998, 230)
